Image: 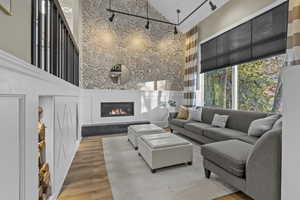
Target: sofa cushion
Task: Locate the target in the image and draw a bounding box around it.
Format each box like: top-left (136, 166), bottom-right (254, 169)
top-left (169, 119), bottom-right (191, 128)
top-left (176, 106), bottom-right (189, 119)
top-left (203, 128), bottom-right (247, 142)
top-left (201, 107), bottom-right (269, 133)
top-left (184, 122), bottom-right (213, 135)
top-left (189, 108), bottom-right (202, 122)
top-left (248, 114), bottom-right (280, 137)
top-left (201, 140), bottom-right (253, 177)
top-left (272, 117), bottom-right (282, 129)
top-left (211, 114), bottom-right (229, 128)
top-left (238, 135), bottom-right (259, 145)
top-left (143, 135), bottom-right (191, 149)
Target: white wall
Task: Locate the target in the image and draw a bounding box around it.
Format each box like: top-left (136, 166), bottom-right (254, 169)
top-left (0, 49), bottom-right (80, 200)
top-left (81, 89), bottom-right (184, 128)
top-left (282, 66), bottom-right (300, 200)
top-left (0, 96), bottom-right (22, 200)
top-left (0, 0), bottom-right (31, 62)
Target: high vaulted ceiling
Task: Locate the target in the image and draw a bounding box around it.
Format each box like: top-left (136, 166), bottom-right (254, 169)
top-left (149, 0), bottom-right (230, 33)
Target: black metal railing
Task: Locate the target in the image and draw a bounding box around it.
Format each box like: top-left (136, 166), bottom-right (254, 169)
top-left (31, 0), bottom-right (79, 86)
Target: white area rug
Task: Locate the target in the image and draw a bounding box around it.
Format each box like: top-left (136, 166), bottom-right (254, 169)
top-left (103, 136), bottom-right (236, 200)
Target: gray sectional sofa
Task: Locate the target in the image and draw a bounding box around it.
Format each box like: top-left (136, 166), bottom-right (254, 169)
top-left (169, 107), bottom-right (282, 200)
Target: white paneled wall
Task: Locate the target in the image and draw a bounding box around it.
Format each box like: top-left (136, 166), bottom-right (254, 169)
top-left (0, 50), bottom-right (80, 200)
top-left (54, 97), bottom-right (78, 196)
top-left (0, 96), bottom-right (23, 200)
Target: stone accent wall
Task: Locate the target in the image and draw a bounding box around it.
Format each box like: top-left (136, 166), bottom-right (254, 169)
top-left (80, 0), bottom-right (185, 90)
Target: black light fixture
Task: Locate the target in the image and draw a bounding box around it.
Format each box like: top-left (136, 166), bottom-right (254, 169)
top-left (174, 26), bottom-right (178, 35)
top-left (108, 0), bottom-right (115, 22)
top-left (145, 20), bottom-right (150, 29)
top-left (174, 9), bottom-right (180, 35)
top-left (109, 13), bottom-right (115, 22)
top-left (209, 1), bottom-right (217, 11)
top-left (145, 0), bottom-right (150, 30)
top-left (107, 0), bottom-right (217, 33)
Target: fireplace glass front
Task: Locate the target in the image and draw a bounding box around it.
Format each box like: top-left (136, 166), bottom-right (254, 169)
top-left (101, 102), bottom-right (134, 117)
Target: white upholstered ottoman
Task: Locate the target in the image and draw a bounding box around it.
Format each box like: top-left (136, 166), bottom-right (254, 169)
top-left (138, 133), bottom-right (193, 173)
top-left (128, 124), bottom-right (166, 150)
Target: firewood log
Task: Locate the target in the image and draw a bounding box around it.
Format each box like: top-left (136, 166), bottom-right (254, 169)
top-left (38, 140), bottom-right (46, 152)
top-left (38, 123), bottom-right (46, 141)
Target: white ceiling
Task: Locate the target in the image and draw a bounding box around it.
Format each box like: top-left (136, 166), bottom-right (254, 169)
top-left (149, 0), bottom-right (230, 33)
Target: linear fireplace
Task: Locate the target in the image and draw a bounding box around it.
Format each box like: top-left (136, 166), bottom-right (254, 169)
top-left (101, 102), bottom-right (134, 117)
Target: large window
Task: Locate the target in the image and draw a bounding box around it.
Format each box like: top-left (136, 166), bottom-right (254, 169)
top-left (200, 1), bottom-right (288, 112)
top-left (203, 54), bottom-right (285, 112)
top-left (204, 67), bottom-right (232, 109)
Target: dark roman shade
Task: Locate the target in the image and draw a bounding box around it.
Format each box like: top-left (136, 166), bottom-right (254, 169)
top-left (201, 2), bottom-right (288, 73)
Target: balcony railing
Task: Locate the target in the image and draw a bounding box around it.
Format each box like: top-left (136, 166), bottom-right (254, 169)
top-left (31, 0), bottom-right (79, 86)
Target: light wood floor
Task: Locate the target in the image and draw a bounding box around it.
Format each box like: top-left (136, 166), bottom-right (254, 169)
top-left (58, 135), bottom-right (252, 200)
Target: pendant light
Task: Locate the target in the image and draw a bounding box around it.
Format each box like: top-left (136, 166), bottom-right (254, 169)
top-left (145, 0), bottom-right (150, 30)
top-left (174, 9), bottom-right (180, 35)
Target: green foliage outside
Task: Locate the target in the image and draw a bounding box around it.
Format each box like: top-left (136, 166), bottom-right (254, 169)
top-left (204, 67), bottom-right (232, 109)
top-left (204, 55), bottom-right (285, 112)
top-left (238, 55), bottom-right (284, 112)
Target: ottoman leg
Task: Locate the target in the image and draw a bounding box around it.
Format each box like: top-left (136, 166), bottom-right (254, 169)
top-left (205, 169), bottom-right (211, 179)
top-left (151, 169), bottom-right (156, 173)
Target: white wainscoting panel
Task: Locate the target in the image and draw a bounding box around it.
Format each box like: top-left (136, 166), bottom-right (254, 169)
top-left (0, 49), bottom-right (80, 200)
top-left (0, 96), bottom-right (22, 200)
top-left (53, 97), bottom-right (78, 198)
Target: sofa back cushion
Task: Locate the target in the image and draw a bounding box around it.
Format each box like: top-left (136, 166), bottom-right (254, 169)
top-left (248, 115), bottom-right (281, 137)
top-left (201, 107), bottom-right (269, 133)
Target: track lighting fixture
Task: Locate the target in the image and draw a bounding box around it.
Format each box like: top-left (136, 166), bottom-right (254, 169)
top-left (145, 20), bottom-right (150, 30)
top-left (209, 1), bottom-right (217, 11)
top-left (109, 13), bottom-right (115, 22)
top-left (106, 0), bottom-right (217, 34)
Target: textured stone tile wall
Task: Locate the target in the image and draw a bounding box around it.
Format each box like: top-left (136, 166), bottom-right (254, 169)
top-left (80, 0), bottom-right (185, 90)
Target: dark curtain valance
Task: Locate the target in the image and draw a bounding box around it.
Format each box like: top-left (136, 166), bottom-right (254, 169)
top-left (201, 2), bottom-right (288, 73)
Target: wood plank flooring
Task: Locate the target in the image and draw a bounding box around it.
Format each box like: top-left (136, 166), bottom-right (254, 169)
top-left (214, 192), bottom-right (253, 200)
top-left (58, 135), bottom-right (252, 200)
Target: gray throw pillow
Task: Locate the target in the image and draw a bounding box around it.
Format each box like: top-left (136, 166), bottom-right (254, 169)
top-left (272, 117), bottom-right (282, 129)
top-left (248, 115), bottom-right (281, 137)
top-left (188, 108), bottom-right (202, 122)
top-left (211, 114), bottom-right (229, 128)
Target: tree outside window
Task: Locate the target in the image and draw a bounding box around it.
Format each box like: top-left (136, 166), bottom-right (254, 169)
top-left (204, 67), bottom-right (232, 109)
top-left (238, 55), bottom-right (285, 112)
top-left (203, 54), bottom-right (285, 112)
